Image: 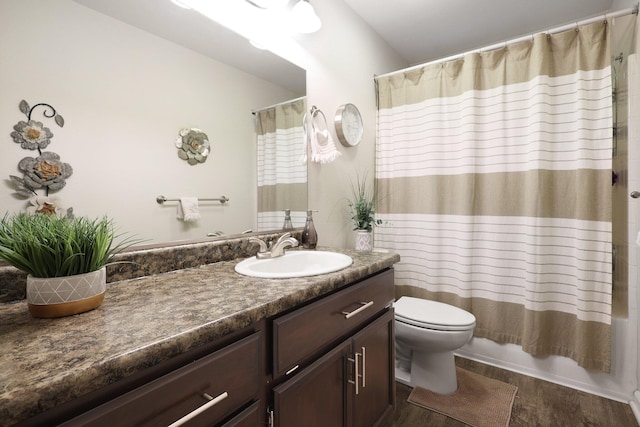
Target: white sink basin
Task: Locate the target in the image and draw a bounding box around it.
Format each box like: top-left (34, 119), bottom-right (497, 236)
top-left (235, 250), bottom-right (353, 278)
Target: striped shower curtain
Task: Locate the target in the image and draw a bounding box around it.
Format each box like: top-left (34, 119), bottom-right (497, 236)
top-left (375, 22), bottom-right (612, 371)
top-left (255, 97), bottom-right (307, 231)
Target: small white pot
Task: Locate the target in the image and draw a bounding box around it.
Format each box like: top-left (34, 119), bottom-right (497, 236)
top-left (355, 230), bottom-right (373, 252)
top-left (26, 267), bottom-right (106, 318)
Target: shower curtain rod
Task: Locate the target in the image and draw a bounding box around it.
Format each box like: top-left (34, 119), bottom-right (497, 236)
top-left (374, 3), bottom-right (639, 80)
top-left (251, 95), bottom-right (306, 115)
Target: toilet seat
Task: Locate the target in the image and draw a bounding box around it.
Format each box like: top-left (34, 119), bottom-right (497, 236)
top-left (394, 296), bottom-right (476, 331)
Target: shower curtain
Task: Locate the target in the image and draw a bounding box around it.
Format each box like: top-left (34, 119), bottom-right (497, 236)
top-left (375, 22), bottom-right (613, 371)
top-left (255, 97), bottom-right (307, 231)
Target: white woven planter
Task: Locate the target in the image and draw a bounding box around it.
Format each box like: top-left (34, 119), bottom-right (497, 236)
top-left (355, 230), bottom-right (373, 252)
top-left (26, 267), bottom-right (106, 318)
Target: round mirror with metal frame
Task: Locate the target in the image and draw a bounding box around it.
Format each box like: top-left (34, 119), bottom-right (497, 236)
top-left (334, 103), bottom-right (363, 147)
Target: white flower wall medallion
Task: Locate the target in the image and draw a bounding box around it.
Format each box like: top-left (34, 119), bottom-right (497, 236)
top-left (175, 128), bottom-right (210, 165)
top-left (8, 100), bottom-right (73, 218)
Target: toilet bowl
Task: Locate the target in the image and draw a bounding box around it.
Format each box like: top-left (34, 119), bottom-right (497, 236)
top-left (394, 296), bottom-right (476, 395)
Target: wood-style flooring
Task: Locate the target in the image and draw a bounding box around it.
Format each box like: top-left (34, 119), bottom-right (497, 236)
top-left (384, 357), bottom-right (638, 427)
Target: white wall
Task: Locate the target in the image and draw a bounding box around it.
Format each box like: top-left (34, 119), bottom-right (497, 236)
top-left (629, 10), bottom-right (640, 419)
top-left (0, 0), bottom-right (299, 243)
top-left (628, 50), bottom-right (640, 416)
top-left (293, 0), bottom-right (408, 249)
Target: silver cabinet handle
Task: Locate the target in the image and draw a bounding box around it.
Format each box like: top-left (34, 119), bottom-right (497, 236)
top-left (348, 348), bottom-right (366, 395)
top-left (348, 353), bottom-right (360, 395)
top-left (632, 191), bottom-right (640, 199)
top-left (168, 391), bottom-right (228, 427)
top-left (361, 346), bottom-right (366, 388)
top-left (342, 301), bottom-right (374, 319)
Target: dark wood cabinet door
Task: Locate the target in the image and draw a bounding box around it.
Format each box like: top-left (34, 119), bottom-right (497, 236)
top-left (221, 401), bottom-right (261, 427)
top-left (351, 310), bottom-right (395, 427)
top-left (273, 340), bottom-right (351, 427)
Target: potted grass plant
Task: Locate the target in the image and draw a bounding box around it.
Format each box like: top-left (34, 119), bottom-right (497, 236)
top-left (347, 173), bottom-right (383, 251)
top-left (0, 213), bottom-right (137, 318)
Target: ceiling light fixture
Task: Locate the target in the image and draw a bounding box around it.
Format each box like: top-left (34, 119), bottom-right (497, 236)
top-left (245, 0), bottom-right (289, 9)
top-left (177, 0), bottom-right (316, 64)
top-left (290, 0), bottom-right (321, 34)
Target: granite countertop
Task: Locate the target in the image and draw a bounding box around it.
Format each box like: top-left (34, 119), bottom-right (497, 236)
top-left (0, 248), bottom-right (399, 425)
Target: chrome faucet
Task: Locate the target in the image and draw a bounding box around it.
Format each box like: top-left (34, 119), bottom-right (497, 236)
top-left (249, 232), bottom-right (299, 259)
top-left (270, 233), bottom-right (299, 257)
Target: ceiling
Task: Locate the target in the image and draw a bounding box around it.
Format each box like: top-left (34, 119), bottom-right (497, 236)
top-left (344, 0), bottom-right (616, 65)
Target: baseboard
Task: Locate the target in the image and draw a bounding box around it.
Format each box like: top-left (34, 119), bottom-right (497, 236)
top-left (630, 390), bottom-right (640, 425)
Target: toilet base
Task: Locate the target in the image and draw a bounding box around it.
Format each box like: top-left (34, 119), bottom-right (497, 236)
top-left (395, 350), bottom-right (459, 395)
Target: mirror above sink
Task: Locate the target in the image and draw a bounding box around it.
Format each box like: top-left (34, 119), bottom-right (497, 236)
top-left (73, 0), bottom-right (305, 94)
top-left (1, 0), bottom-right (306, 248)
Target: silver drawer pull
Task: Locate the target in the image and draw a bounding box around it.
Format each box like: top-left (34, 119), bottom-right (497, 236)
top-left (168, 391), bottom-right (228, 427)
top-left (342, 301), bottom-right (374, 319)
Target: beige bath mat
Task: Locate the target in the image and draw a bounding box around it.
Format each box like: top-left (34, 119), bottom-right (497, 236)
top-left (407, 367), bottom-right (518, 427)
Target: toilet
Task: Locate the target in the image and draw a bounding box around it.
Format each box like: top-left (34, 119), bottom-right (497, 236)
top-left (394, 296), bottom-right (476, 395)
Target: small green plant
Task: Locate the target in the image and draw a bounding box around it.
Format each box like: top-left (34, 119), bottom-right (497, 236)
top-left (348, 172), bottom-right (384, 232)
top-left (0, 213), bottom-right (138, 278)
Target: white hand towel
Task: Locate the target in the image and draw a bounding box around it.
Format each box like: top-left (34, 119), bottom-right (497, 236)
top-left (312, 127), bottom-right (341, 164)
top-left (308, 109), bottom-right (341, 164)
top-left (177, 197), bottom-right (200, 222)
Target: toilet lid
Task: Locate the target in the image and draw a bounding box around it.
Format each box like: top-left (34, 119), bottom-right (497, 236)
top-left (394, 296), bottom-right (476, 331)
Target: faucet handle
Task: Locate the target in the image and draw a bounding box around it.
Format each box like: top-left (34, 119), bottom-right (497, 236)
top-left (248, 237), bottom-right (269, 253)
top-left (276, 232), bottom-right (292, 243)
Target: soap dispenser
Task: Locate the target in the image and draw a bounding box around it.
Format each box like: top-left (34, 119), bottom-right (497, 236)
top-left (301, 210), bottom-right (318, 249)
top-left (282, 209), bottom-right (294, 231)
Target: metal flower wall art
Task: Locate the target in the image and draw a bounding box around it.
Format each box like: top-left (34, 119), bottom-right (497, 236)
top-left (175, 128), bottom-right (210, 165)
top-left (8, 100), bottom-right (73, 217)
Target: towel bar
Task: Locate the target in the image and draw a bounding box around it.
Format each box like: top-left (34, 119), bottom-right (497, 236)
top-left (156, 195), bottom-right (229, 205)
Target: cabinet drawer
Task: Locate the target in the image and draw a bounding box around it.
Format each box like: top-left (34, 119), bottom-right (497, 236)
top-left (63, 332), bottom-right (262, 427)
top-left (273, 269), bottom-right (394, 377)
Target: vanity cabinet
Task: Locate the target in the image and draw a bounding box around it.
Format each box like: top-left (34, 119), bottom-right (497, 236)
top-left (11, 261), bottom-right (399, 427)
top-left (271, 269), bottom-right (395, 427)
top-left (60, 332), bottom-right (263, 427)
